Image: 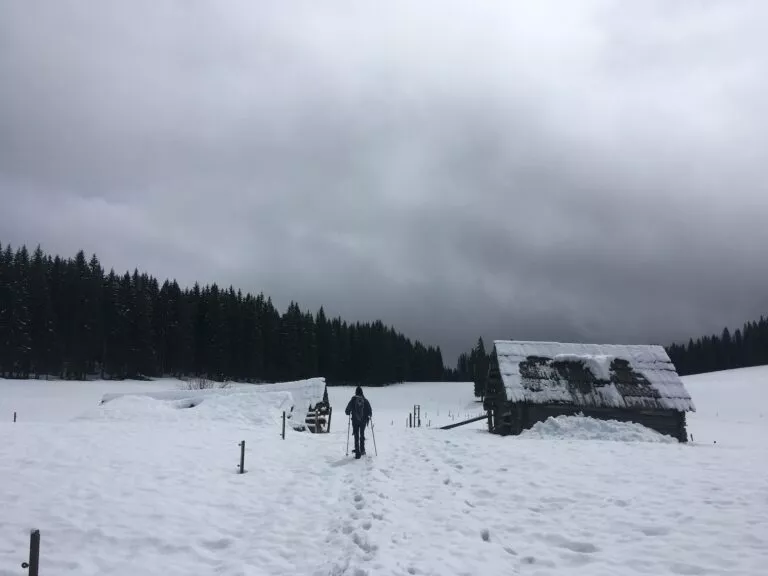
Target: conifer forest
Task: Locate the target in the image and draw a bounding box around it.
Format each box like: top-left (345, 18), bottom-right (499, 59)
top-left (1, 241), bottom-right (766, 386)
top-left (0, 242), bottom-right (447, 384)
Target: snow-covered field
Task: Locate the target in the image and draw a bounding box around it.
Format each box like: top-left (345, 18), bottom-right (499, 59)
top-left (1, 369), bottom-right (766, 575)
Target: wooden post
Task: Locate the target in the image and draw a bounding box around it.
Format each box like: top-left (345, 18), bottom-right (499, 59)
top-left (21, 529), bottom-right (40, 576)
top-left (238, 441), bottom-right (245, 474)
top-left (14, 411), bottom-right (17, 422)
top-left (282, 411), bottom-right (286, 439)
top-left (327, 406), bottom-right (332, 433)
top-left (409, 413), bottom-right (413, 428)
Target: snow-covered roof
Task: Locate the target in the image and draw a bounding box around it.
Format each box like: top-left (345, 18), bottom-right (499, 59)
top-left (493, 341), bottom-right (695, 412)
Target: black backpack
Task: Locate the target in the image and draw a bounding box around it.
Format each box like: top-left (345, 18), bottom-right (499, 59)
top-left (353, 395), bottom-right (366, 423)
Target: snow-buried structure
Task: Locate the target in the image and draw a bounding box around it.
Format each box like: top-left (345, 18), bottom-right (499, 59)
top-left (99, 378), bottom-right (330, 432)
top-left (483, 341), bottom-right (695, 442)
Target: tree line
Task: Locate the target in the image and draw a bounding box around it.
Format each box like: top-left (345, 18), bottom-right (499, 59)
top-left (0, 242), bottom-right (447, 385)
top-left (665, 317), bottom-right (768, 376)
top-left (4, 240), bottom-right (765, 387)
top-left (454, 337), bottom-right (490, 399)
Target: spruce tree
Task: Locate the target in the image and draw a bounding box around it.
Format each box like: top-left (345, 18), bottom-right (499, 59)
top-left (29, 246), bottom-right (56, 378)
top-left (0, 244), bottom-right (13, 376)
top-left (470, 337), bottom-right (488, 399)
top-left (7, 247), bottom-right (32, 377)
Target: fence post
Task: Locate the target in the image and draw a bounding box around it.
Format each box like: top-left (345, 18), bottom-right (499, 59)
top-left (327, 406), bottom-right (332, 433)
top-left (21, 529), bottom-right (40, 576)
top-left (282, 411), bottom-right (286, 439)
top-left (14, 411), bottom-right (17, 422)
top-left (238, 441), bottom-right (245, 474)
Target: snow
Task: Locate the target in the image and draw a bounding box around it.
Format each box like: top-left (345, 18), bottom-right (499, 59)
top-left (1, 371), bottom-right (766, 575)
top-left (99, 377), bottom-right (327, 430)
top-left (520, 414), bottom-right (679, 443)
top-left (79, 390), bottom-right (296, 427)
top-left (0, 379), bottom-right (175, 422)
top-left (552, 353), bottom-right (615, 381)
top-left (495, 340), bottom-right (696, 412)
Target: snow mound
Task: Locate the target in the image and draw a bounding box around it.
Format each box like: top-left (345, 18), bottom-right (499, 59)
top-left (93, 378), bottom-right (326, 429)
top-left (78, 389), bottom-right (295, 427)
top-left (519, 414), bottom-right (679, 443)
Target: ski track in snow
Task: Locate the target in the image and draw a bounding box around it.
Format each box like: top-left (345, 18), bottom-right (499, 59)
top-left (1, 377), bottom-right (767, 575)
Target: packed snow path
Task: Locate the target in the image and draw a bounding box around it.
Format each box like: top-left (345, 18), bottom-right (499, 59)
top-left (1, 377), bottom-right (767, 575)
top-left (315, 426), bottom-right (767, 576)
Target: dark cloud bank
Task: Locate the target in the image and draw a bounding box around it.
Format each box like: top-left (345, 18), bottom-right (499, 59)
top-left (2, 0), bottom-right (767, 364)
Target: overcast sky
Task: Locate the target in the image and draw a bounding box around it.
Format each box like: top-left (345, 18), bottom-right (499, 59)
top-left (1, 1), bottom-right (767, 364)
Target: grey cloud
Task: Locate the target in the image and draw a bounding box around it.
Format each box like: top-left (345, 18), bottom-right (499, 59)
top-left (2, 0), bottom-right (768, 364)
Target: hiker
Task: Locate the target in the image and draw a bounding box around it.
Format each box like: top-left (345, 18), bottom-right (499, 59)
top-left (345, 386), bottom-right (372, 459)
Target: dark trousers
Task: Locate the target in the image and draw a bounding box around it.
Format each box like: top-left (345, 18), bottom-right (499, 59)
top-left (352, 420), bottom-right (366, 457)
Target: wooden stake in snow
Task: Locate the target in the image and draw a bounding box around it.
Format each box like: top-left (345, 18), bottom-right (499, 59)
top-left (238, 441), bottom-right (246, 474)
top-left (21, 529), bottom-right (40, 576)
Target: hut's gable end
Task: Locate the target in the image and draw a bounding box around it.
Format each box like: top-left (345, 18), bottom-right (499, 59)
top-left (493, 340), bottom-right (695, 413)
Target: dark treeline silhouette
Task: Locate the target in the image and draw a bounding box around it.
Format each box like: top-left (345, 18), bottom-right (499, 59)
top-left (665, 317), bottom-right (768, 376)
top-left (0, 242), bottom-right (447, 385)
top-left (454, 337), bottom-right (490, 400)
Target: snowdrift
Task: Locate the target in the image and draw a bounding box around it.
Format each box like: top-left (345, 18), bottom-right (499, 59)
top-left (519, 413), bottom-right (679, 443)
top-left (2, 370), bottom-right (767, 574)
top-left (91, 378), bottom-right (326, 429)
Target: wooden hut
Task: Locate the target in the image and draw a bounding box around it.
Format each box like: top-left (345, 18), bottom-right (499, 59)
top-left (483, 340), bottom-right (695, 442)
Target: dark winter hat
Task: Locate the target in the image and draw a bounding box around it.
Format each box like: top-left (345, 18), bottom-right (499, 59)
top-left (355, 386), bottom-right (363, 396)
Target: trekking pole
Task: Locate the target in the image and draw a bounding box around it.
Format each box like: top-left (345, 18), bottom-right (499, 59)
top-left (370, 418), bottom-right (378, 456)
top-left (346, 415), bottom-right (351, 456)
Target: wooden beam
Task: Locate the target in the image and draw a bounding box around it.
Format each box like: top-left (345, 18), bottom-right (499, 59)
top-left (439, 414), bottom-right (488, 430)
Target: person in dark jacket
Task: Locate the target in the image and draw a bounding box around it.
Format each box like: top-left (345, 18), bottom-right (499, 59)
top-left (345, 386), bottom-right (373, 459)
